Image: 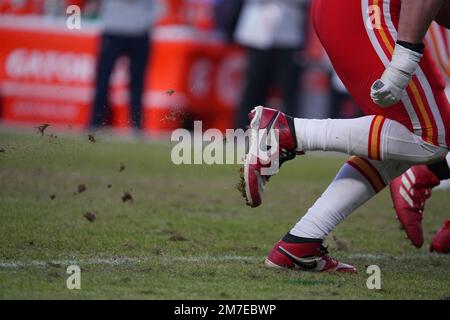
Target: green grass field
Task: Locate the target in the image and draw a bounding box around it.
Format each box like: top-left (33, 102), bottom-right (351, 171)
top-left (0, 130), bottom-right (449, 300)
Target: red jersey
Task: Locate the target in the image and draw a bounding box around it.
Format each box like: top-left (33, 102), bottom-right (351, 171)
top-left (311, 0), bottom-right (450, 148)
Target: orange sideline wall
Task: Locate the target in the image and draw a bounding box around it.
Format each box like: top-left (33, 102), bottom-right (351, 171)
top-left (0, 15), bottom-right (245, 133)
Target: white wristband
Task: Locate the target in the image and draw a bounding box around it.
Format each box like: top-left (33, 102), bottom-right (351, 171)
top-left (388, 44), bottom-right (423, 83)
top-left (389, 43), bottom-right (423, 79)
top-left (381, 43), bottom-right (423, 93)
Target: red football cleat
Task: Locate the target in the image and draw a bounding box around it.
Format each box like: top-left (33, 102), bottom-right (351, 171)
top-left (430, 219), bottom-right (450, 254)
top-left (242, 106), bottom-right (299, 208)
top-left (389, 165), bottom-right (440, 248)
top-left (265, 239), bottom-right (357, 273)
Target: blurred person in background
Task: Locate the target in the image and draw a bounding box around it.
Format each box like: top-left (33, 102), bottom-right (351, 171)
top-left (213, 0), bottom-right (243, 42)
top-left (234, 0), bottom-right (309, 128)
top-left (91, 0), bottom-right (154, 131)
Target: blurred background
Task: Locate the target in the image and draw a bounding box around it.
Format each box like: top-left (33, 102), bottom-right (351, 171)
top-left (0, 0), bottom-right (364, 137)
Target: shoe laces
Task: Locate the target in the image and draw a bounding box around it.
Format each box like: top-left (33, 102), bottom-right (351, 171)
top-left (411, 185), bottom-right (432, 214)
top-left (318, 245), bottom-right (329, 256)
top-left (318, 245), bottom-right (340, 265)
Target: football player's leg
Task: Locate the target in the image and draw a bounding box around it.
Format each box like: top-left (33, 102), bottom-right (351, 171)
top-left (290, 157), bottom-right (408, 240)
top-left (293, 115), bottom-right (448, 164)
top-left (242, 107), bottom-right (447, 208)
top-left (265, 157), bottom-right (408, 272)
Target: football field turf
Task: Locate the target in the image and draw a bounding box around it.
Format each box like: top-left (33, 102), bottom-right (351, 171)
top-left (0, 130), bottom-right (449, 300)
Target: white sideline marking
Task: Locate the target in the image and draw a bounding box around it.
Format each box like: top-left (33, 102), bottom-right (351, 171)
top-left (0, 255), bottom-right (262, 270)
top-left (0, 253), bottom-right (447, 270)
top-left (349, 253), bottom-right (450, 262)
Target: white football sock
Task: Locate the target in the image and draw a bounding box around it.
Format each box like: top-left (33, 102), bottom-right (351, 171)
top-left (294, 116), bottom-right (447, 164)
top-left (290, 157), bottom-right (410, 239)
